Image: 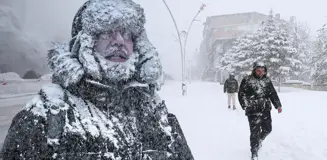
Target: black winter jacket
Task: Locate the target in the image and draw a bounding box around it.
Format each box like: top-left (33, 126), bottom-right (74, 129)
top-left (224, 78), bottom-right (238, 93)
top-left (238, 73), bottom-right (282, 116)
top-left (0, 83), bottom-right (194, 160)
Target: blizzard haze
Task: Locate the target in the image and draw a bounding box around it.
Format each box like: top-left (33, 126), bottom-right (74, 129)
top-left (1, 1), bottom-right (327, 160)
top-left (7, 0), bottom-right (327, 78)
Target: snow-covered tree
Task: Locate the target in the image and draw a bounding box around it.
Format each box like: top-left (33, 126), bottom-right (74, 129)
top-left (221, 10), bottom-right (301, 84)
top-left (287, 18), bottom-right (312, 79)
top-left (252, 10), bottom-right (301, 82)
top-left (310, 25), bottom-right (327, 85)
top-left (220, 34), bottom-right (255, 76)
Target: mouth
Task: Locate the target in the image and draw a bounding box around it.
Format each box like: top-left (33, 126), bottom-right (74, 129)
top-left (104, 51), bottom-right (129, 62)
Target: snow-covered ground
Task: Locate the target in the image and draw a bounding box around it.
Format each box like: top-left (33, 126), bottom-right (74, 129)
top-left (160, 81), bottom-right (327, 160)
top-left (0, 72), bottom-right (22, 81)
top-left (0, 80), bottom-right (49, 95)
top-left (0, 80), bottom-right (326, 159)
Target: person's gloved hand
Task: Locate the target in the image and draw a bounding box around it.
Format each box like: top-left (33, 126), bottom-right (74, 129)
top-left (277, 107), bottom-right (282, 113)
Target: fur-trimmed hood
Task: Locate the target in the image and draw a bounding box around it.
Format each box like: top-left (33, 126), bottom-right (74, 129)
top-left (48, 0), bottom-right (163, 92)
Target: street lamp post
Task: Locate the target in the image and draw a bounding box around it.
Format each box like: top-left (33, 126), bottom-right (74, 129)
top-left (182, 4), bottom-right (206, 84)
top-left (161, 0), bottom-right (185, 96)
top-left (161, 0), bottom-right (206, 96)
top-left (181, 4), bottom-right (206, 95)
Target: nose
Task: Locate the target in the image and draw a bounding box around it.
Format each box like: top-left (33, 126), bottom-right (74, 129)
top-left (112, 32), bottom-right (124, 45)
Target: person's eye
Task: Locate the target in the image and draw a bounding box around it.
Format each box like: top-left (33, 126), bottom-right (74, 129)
top-left (99, 32), bottom-right (114, 40)
top-left (122, 32), bottom-right (132, 40)
top-left (99, 35), bottom-right (108, 40)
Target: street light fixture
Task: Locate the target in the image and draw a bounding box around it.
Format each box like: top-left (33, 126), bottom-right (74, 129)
top-left (181, 3), bottom-right (206, 95)
top-left (161, 0), bottom-right (206, 96)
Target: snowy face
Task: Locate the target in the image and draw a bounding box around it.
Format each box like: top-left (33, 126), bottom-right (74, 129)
top-left (255, 67), bottom-right (265, 77)
top-left (95, 30), bottom-right (134, 62)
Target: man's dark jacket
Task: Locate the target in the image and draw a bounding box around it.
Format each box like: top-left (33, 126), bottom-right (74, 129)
top-left (238, 67), bottom-right (282, 116)
top-left (224, 76), bottom-right (238, 93)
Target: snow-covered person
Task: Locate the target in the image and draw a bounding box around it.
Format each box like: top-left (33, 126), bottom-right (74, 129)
top-left (238, 62), bottom-right (282, 160)
top-left (223, 73), bottom-right (238, 110)
top-left (0, 0), bottom-right (194, 159)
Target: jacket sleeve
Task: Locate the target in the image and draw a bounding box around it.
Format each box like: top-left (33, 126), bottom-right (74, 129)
top-left (235, 80), bottom-right (239, 92)
top-left (143, 100), bottom-right (194, 160)
top-left (0, 110), bottom-right (48, 160)
top-left (223, 80), bottom-right (227, 93)
top-left (267, 79), bottom-right (282, 109)
top-left (238, 78), bottom-right (249, 110)
top-left (167, 113), bottom-right (194, 160)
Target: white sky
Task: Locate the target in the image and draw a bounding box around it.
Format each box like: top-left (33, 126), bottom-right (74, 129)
top-left (20, 0), bottom-right (327, 79)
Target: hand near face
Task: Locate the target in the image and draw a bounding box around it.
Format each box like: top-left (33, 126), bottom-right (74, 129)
top-left (277, 107), bottom-right (282, 113)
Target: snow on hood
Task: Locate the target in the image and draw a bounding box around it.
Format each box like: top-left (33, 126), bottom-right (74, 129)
top-left (48, 0), bottom-right (163, 90)
top-left (79, 0), bottom-right (145, 38)
top-left (252, 61), bottom-right (268, 77)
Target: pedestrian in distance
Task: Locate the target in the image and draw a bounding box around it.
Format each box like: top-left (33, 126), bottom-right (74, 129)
top-left (224, 73), bottom-right (238, 110)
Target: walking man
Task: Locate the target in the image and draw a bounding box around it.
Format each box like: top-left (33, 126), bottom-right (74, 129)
top-left (238, 62), bottom-right (282, 160)
top-left (224, 73), bottom-right (238, 110)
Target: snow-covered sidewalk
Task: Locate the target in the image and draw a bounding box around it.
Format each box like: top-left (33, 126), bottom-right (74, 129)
top-left (160, 81), bottom-right (327, 160)
top-left (0, 92), bottom-right (37, 99)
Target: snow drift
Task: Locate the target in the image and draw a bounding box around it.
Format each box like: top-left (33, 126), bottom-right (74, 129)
top-left (0, 72), bottom-right (22, 81)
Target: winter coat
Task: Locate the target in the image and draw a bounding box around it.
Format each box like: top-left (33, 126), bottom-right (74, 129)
top-left (238, 69), bottom-right (282, 116)
top-left (224, 78), bottom-right (238, 93)
top-left (0, 1), bottom-right (193, 160)
top-left (0, 83), bottom-right (193, 160)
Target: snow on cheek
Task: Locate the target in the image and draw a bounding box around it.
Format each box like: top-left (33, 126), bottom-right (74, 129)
top-left (96, 53), bottom-right (137, 81)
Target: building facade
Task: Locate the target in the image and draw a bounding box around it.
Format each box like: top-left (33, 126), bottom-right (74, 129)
top-left (199, 12), bottom-right (270, 82)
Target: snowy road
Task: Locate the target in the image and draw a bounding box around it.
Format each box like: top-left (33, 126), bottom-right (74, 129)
top-left (0, 81), bottom-right (326, 160)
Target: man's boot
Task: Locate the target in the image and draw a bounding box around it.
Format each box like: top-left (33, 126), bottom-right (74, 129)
top-left (251, 152), bottom-right (258, 160)
top-left (228, 106), bottom-right (231, 109)
top-left (258, 139), bottom-right (263, 150)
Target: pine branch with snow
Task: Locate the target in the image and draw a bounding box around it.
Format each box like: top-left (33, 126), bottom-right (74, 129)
top-left (286, 17), bottom-right (312, 79)
top-left (251, 10), bottom-right (301, 80)
top-left (220, 34), bottom-right (255, 76)
top-left (221, 10), bottom-right (301, 81)
top-left (310, 25), bottom-right (327, 85)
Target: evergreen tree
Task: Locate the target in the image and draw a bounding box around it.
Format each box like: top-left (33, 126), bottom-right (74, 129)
top-left (253, 10), bottom-right (301, 82)
top-left (287, 18), bottom-right (311, 79)
top-left (310, 25), bottom-right (327, 85)
top-left (220, 34), bottom-right (255, 76)
top-left (220, 10), bottom-right (301, 85)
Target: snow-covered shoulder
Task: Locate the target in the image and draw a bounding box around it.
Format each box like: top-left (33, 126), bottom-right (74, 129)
top-left (23, 83), bottom-right (69, 118)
